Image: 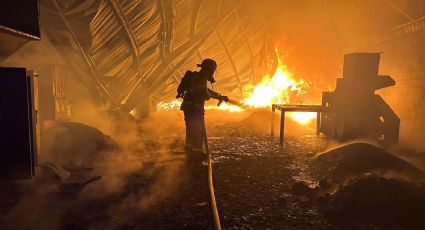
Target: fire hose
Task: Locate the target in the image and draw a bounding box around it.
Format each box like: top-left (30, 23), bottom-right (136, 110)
top-left (203, 121), bottom-right (222, 230)
top-left (176, 88), bottom-right (239, 229)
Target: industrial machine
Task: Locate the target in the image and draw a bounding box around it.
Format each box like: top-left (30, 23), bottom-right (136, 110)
top-left (0, 0), bottom-right (40, 180)
top-left (0, 68), bottom-right (38, 180)
top-left (320, 53), bottom-right (400, 145)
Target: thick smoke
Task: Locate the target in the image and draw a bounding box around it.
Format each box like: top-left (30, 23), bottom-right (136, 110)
top-left (0, 104), bottom-right (190, 228)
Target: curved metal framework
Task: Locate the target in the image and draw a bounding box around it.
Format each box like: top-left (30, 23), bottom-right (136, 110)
top-left (43, 0), bottom-right (425, 111)
top-left (41, 0), bottom-right (270, 111)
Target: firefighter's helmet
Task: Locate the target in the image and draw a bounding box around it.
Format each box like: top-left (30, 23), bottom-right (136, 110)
top-left (197, 58), bottom-right (217, 71)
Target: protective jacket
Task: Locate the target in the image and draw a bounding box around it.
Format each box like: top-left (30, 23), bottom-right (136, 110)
top-left (177, 71), bottom-right (210, 111)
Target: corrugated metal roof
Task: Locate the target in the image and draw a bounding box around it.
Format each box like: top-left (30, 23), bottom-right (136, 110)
top-left (41, 0), bottom-right (270, 111)
top-left (40, 0), bottom-right (425, 111)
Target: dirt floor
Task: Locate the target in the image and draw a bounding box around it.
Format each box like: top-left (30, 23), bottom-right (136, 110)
top-left (1, 110), bottom-right (425, 229)
top-left (210, 124), bottom-right (332, 230)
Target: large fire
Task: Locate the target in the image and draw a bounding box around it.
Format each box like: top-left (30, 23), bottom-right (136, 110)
top-left (156, 50), bottom-right (316, 125)
top-left (242, 53), bottom-right (316, 125)
top-left (156, 100), bottom-right (243, 112)
top-left (243, 64), bottom-right (301, 107)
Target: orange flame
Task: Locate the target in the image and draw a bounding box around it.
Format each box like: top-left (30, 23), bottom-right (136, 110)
top-left (156, 100), bottom-right (182, 111)
top-left (155, 49), bottom-right (316, 125)
top-left (241, 51), bottom-right (315, 125)
top-left (243, 65), bottom-right (298, 107)
top-left (155, 100), bottom-right (243, 112)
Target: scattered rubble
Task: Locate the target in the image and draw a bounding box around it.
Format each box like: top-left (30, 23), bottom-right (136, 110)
top-left (2, 120), bottom-right (424, 229)
top-left (211, 131), bottom-right (331, 229)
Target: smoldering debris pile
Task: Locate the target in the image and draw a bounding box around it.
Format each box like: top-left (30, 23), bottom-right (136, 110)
top-left (41, 122), bottom-right (119, 167)
top-left (314, 143), bottom-right (425, 183)
top-left (310, 143), bottom-right (425, 228)
top-left (321, 175), bottom-right (425, 228)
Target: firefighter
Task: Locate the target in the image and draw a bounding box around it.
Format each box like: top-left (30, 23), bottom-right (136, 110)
top-left (176, 59), bottom-right (228, 154)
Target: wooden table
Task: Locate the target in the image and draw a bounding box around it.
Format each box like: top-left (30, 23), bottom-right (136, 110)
top-left (271, 104), bottom-right (324, 144)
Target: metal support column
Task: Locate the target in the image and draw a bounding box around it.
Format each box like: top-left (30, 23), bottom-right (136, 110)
top-left (316, 112), bottom-right (321, 135)
top-left (280, 110), bottom-right (285, 145)
top-left (271, 105), bottom-right (275, 136)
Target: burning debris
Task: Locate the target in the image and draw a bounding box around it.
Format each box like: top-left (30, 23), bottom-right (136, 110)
top-left (243, 51), bottom-right (310, 108)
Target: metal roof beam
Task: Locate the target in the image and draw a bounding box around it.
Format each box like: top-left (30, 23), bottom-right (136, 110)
top-left (235, 10), bottom-right (257, 83)
top-left (52, 0), bottom-right (119, 108)
top-left (107, 0), bottom-right (143, 82)
top-left (216, 28), bottom-right (244, 98)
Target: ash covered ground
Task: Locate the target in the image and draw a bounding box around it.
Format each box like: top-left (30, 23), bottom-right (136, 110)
top-left (209, 124), bottom-right (332, 229)
top-left (1, 110), bottom-right (425, 229)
